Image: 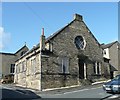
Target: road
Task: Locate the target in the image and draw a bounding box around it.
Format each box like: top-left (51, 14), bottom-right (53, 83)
top-left (39, 85), bottom-right (120, 99)
top-left (0, 84), bottom-right (120, 99)
top-left (0, 85), bottom-right (41, 99)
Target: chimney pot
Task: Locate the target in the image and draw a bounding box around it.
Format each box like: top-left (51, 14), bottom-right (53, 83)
top-left (42, 28), bottom-right (44, 36)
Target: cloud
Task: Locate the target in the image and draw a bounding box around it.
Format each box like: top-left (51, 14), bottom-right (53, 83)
top-left (0, 27), bottom-right (11, 50)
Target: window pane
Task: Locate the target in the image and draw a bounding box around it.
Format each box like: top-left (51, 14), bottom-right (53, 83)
top-left (93, 62), bottom-right (96, 74)
top-left (10, 64), bottom-right (15, 73)
top-left (62, 57), bottom-right (69, 74)
top-left (97, 62), bottom-right (100, 74)
top-left (75, 36), bottom-right (85, 49)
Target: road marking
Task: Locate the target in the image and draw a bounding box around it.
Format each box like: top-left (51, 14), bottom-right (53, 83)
top-left (101, 94), bottom-right (120, 100)
top-left (109, 95), bottom-right (119, 99)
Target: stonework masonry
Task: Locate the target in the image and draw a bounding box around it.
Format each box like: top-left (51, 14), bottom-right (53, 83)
top-left (14, 14), bottom-right (113, 90)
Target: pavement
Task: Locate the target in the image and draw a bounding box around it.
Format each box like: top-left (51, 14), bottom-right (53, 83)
top-left (2, 82), bottom-right (104, 94)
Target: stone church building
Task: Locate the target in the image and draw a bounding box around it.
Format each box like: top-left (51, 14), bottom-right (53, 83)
top-left (14, 14), bottom-right (111, 90)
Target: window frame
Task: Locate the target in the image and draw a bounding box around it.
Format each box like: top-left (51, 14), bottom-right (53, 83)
top-left (93, 61), bottom-right (101, 75)
top-left (31, 57), bottom-right (36, 74)
top-left (10, 64), bottom-right (15, 74)
top-left (74, 36), bottom-right (86, 50)
top-left (60, 57), bottom-right (69, 74)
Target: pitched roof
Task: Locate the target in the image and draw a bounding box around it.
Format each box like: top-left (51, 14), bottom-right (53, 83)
top-left (16, 43), bottom-right (39, 61)
top-left (0, 52), bottom-right (15, 56)
top-left (15, 45), bottom-right (29, 54)
top-left (16, 14), bottom-right (103, 61)
top-left (101, 41), bottom-right (118, 49)
top-left (46, 20), bottom-right (74, 42)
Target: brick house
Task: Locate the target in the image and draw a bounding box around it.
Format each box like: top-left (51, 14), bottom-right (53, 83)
top-left (14, 14), bottom-right (110, 90)
top-left (0, 45), bottom-right (29, 79)
top-left (102, 41), bottom-right (120, 78)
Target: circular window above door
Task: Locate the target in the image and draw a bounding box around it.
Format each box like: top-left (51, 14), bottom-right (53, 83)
top-left (74, 36), bottom-right (86, 50)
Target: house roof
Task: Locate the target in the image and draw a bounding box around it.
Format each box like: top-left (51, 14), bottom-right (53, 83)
top-left (15, 45), bottom-right (29, 54)
top-left (110, 64), bottom-right (118, 71)
top-left (15, 43), bottom-right (40, 61)
top-left (16, 14), bottom-right (102, 61)
top-left (46, 20), bottom-right (74, 42)
top-left (46, 18), bottom-right (100, 46)
top-left (0, 45), bottom-right (29, 56)
top-left (0, 52), bottom-right (15, 56)
top-left (101, 41), bottom-right (118, 49)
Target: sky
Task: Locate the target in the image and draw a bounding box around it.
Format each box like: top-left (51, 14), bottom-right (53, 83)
top-left (1, 2), bottom-right (118, 53)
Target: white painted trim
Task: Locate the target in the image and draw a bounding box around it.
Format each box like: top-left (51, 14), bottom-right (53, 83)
top-left (92, 79), bottom-right (111, 85)
top-left (95, 62), bottom-right (98, 74)
top-left (84, 63), bottom-right (86, 79)
top-left (41, 55), bottom-right (49, 58)
top-left (99, 63), bottom-right (101, 75)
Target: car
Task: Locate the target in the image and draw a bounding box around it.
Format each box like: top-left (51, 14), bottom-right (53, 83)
top-left (103, 74), bottom-right (120, 93)
top-left (1, 74), bottom-right (14, 84)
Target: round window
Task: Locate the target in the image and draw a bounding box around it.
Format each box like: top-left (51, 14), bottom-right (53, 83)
top-left (74, 36), bottom-right (86, 50)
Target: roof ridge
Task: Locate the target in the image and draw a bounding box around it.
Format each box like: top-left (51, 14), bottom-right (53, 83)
top-left (46, 20), bottom-right (75, 42)
top-left (15, 45), bottom-right (28, 54)
top-left (101, 41), bottom-right (118, 49)
top-left (0, 52), bottom-right (15, 55)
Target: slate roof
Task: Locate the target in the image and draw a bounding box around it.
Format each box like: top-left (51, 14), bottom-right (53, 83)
top-left (45, 19), bottom-right (101, 46)
top-left (15, 45), bottom-right (29, 54)
top-left (0, 52), bottom-right (15, 55)
top-left (16, 14), bottom-right (103, 61)
top-left (46, 20), bottom-right (74, 42)
top-left (101, 41), bottom-right (118, 49)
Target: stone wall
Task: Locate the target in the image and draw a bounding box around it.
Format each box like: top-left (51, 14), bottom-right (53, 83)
top-left (41, 17), bottom-right (109, 89)
top-left (14, 47), bottom-right (41, 90)
top-left (14, 14), bottom-right (110, 90)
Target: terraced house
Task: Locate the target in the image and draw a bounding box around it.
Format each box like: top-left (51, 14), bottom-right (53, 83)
top-left (0, 45), bottom-right (29, 79)
top-left (102, 41), bottom-right (120, 79)
top-left (14, 14), bottom-right (114, 90)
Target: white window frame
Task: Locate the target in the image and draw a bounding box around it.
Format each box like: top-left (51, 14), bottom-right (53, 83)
top-left (74, 36), bottom-right (86, 50)
top-left (22, 61), bottom-right (26, 72)
top-left (61, 57), bottom-right (69, 74)
top-left (31, 58), bottom-right (36, 74)
top-left (93, 61), bottom-right (101, 75)
top-left (19, 62), bottom-right (22, 73)
top-left (15, 64), bottom-right (18, 74)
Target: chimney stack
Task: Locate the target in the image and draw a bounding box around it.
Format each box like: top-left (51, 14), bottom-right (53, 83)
top-left (74, 14), bottom-right (83, 21)
top-left (40, 28), bottom-right (45, 51)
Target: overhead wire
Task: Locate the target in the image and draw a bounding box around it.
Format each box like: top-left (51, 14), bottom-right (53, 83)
top-left (23, 2), bottom-right (55, 34)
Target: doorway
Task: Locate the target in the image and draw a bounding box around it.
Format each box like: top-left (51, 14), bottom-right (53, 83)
top-left (79, 59), bottom-right (84, 79)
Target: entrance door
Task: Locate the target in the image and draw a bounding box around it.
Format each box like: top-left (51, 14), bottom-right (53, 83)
top-left (79, 59), bottom-right (84, 79)
top-left (110, 71), bottom-right (114, 79)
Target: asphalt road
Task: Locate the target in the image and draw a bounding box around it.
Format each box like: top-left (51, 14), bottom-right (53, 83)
top-left (39, 86), bottom-right (120, 99)
top-left (0, 85), bottom-right (41, 100)
top-left (0, 84), bottom-right (120, 100)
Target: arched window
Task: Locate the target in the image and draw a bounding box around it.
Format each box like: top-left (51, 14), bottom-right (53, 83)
top-left (74, 36), bottom-right (86, 50)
